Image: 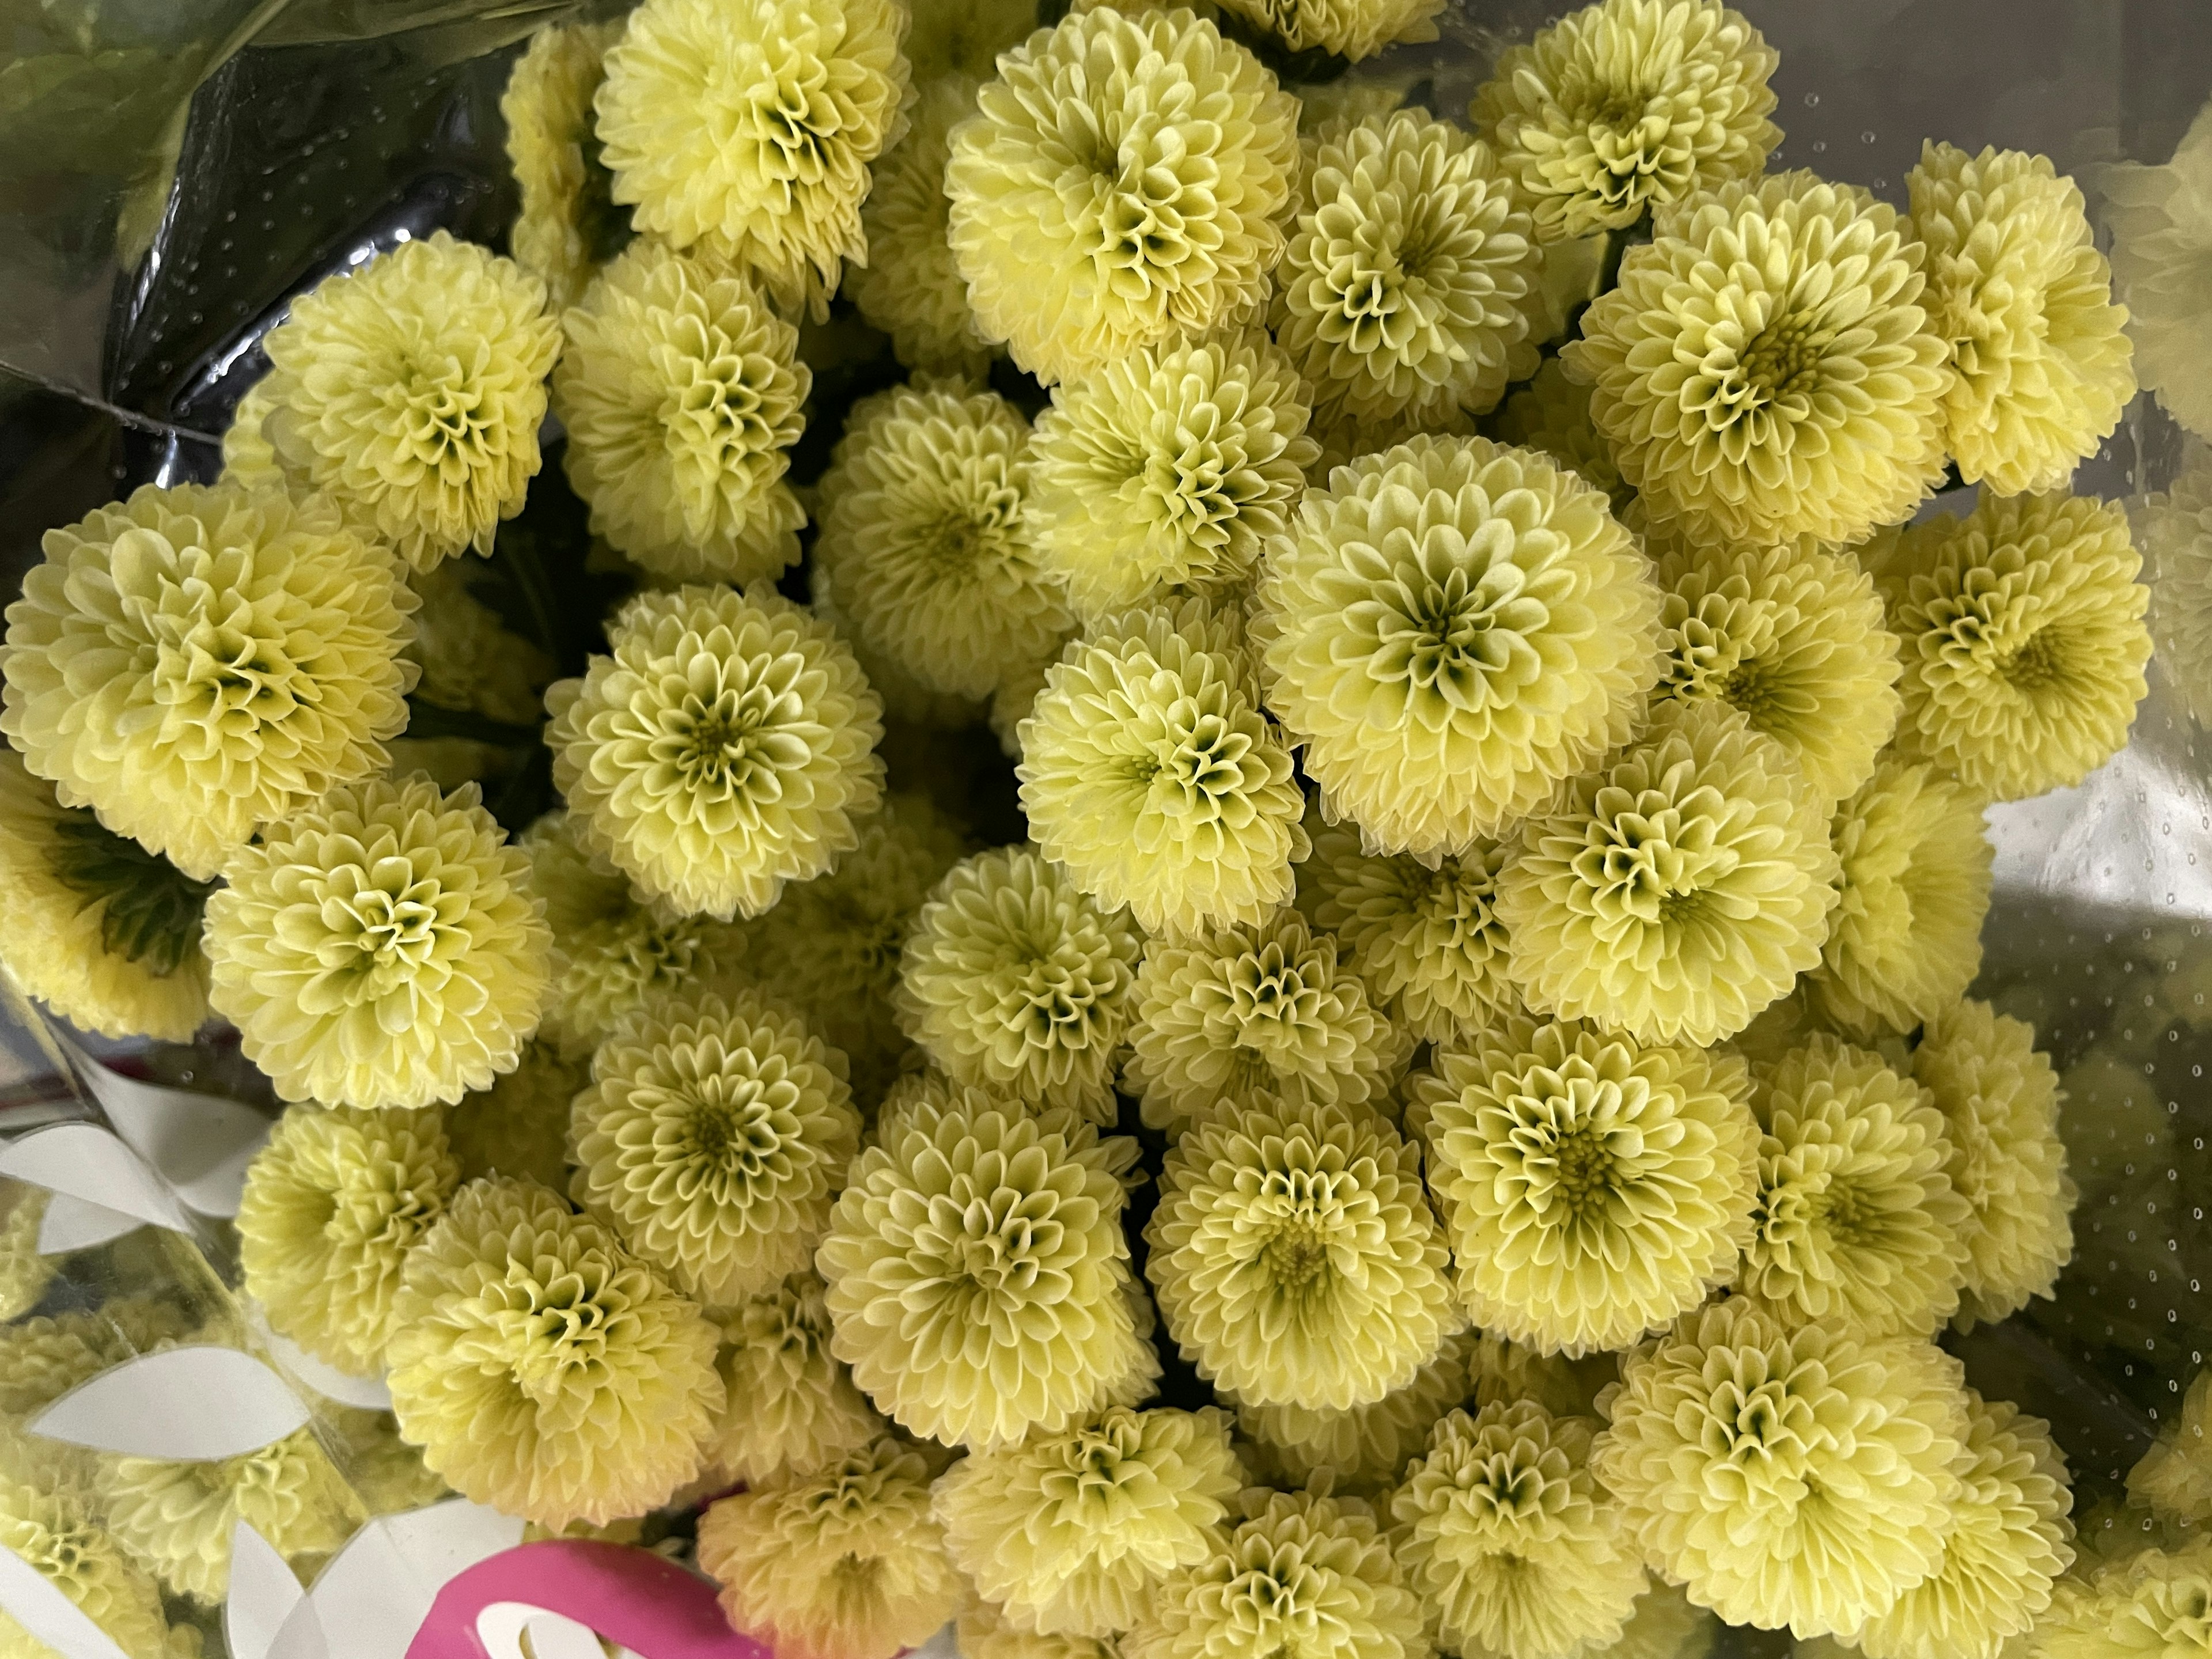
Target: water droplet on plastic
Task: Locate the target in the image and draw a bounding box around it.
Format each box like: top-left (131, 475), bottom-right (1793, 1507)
top-left (1862, 130), bottom-right (1877, 143)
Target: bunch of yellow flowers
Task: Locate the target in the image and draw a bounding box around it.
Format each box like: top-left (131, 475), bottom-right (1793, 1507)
top-left (3, 0), bottom-right (2194, 1654)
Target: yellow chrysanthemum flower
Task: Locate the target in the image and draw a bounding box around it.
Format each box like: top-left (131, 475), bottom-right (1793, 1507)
top-left (502, 21), bottom-right (630, 312)
top-left (259, 232), bottom-right (560, 570)
top-left (204, 774), bottom-right (549, 1110)
top-left (573, 986), bottom-right (859, 1306)
top-left (2037, 1536), bottom-right (2212, 1658)
top-left (0, 1300), bottom-right (192, 1492)
top-left (2141, 440), bottom-right (2212, 726)
top-left (1908, 142), bottom-right (2134, 497)
top-left (2095, 100), bottom-right (2212, 442)
top-left (1565, 171), bottom-right (1950, 552)
top-left (237, 1104), bottom-right (461, 1376)
top-left (1392, 1402), bottom-right (1646, 1659)
top-left (554, 241), bottom-right (809, 584)
top-left (850, 77), bottom-right (997, 377)
top-left (1236, 1329), bottom-right (1474, 1497)
top-left (819, 1101), bottom-right (1153, 1449)
top-left (1256, 435), bottom-right (1661, 860)
top-left (1124, 1490), bottom-right (1429, 1659)
top-left (1126, 911), bottom-right (1400, 1135)
top-left (815, 379), bottom-right (1070, 700)
top-left (2130, 1368), bottom-right (2212, 1526)
top-left (1472, 0), bottom-right (1779, 242)
top-left (1029, 335), bottom-right (1318, 620)
top-left (0, 747), bottom-right (211, 1041)
top-left (894, 847), bottom-right (1143, 1121)
top-left (386, 1176), bottom-right (724, 1528)
top-left (103, 1427), bottom-right (362, 1604)
top-left (1849, 1389), bottom-right (2073, 1659)
top-left (712, 1270), bottom-right (884, 1486)
top-left (1911, 999), bottom-right (2075, 1330)
top-left (1020, 608), bottom-right (1307, 940)
top-left (0, 1185), bottom-right (50, 1327)
top-left (1592, 1301), bottom-right (1968, 1639)
top-left (960, 1603), bottom-right (1122, 1659)
top-left (744, 791), bottom-right (968, 1098)
top-left (1498, 700), bottom-right (1840, 1047)
top-left (1412, 1012), bottom-right (1759, 1356)
top-left (0, 480), bottom-right (415, 881)
top-left (908, 0), bottom-right (1035, 79)
top-left (698, 1437), bottom-right (966, 1659)
top-left (1651, 530), bottom-right (1903, 805)
top-left (0, 1479), bottom-right (177, 1659)
top-left (1494, 358), bottom-right (1633, 514)
top-left (1599, 1585), bottom-right (1718, 1659)
top-left (443, 1037), bottom-right (586, 1189)
top-left (325, 1404), bottom-right (452, 1517)
top-left (1880, 489), bottom-right (2152, 801)
top-left (403, 560), bottom-right (555, 728)
top-left (1738, 1035), bottom-right (1971, 1338)
top-left (1217, 0), bottom-right (1437, 58)
top-left (547, 582), bottom-right (885, 921)
top-left (935, 1406), bottom-right (1245, 1637)
top-left (595, 0), bottom-right (911, 317)
top-left (1147, 1096), bottom-right (1455, 1412)
top-left (219, 376), bottom-right (282, 491)
top-left (1297, 823), bottom-right (1514, 1046)
top-left (1274, 113), bottom-right (1543, 427)
top-left (945, 5), bottom-right (1299, 384)
top-left (1806, 759), bottom-right (1992, 1039)
top-left (1465, 1333), bottom-right (1618, 1421)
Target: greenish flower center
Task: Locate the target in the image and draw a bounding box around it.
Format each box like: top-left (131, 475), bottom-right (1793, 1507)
top-left (347, 888), bottom-right (441, 974)
top-left (46, 812), bottom-right (214, 977)
top-left (395, 357), bottom-right (493, 469)
top-left (1739, 315), bottom-right (1830, 402)
top-left (1996, 626), bottom-right (2066, 691)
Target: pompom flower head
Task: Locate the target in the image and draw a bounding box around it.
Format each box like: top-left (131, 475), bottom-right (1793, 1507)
top-left (712, 1270), bottom-right (883, 1486)
top-left (2141, 440), bottom-right (2212, 726)
top-left (1124, 910), bottom-right (1398, 1135)
top-left (1565, 171), bottom-right (1950, 552)
top-left (0, 748), bottom-right (211, 1040)
top-left (1146, 1095), bottom-right (1455, 1412)
top-left (237, 1104), bottom-right (461, 1374)
top-left (1908, 141), bottom-right (2134, 496)
top-left (698, 1436), bottom-right (965, 1659)
top-left (554, 241), bottom-right (809, 584)
top-left (502, 21), bottom-right (630, 310)
top-left (0, 1480), bottom-right (176, 1658)
top-left (1274, 112), bottom-right (1543, 426)
top-left (1911, 998), bottom-right (2074, 1328)
top-left (934, 1405), bottom-right (1245, 1637)
top-left (546, 582), bottom-right (885, 921)
top-left (2096, 100), bottom-right (2212, 441)
top-left (572, 985), bottom-right (859, 1305)
top-left (1255, 435), bottom-right (1661, 860)
top-left (1124, 1489), bottom-right (1428, 1659)
top-left (1411, 1012), bottom-right (1759, 1355)
top-left (960, 1604), bottom-right (1121, 1659)
top-left (0, 480), bottom-right (415, 881)
top-left (2131, 1368), bottom-right (2212, 1527)
top-left (1880, 488), bottom-right (2152, 801)
top-left (1019, 604), bottom-right (1306, 938)
top-left (259, 232), bottom-right (560, 569)
top-left (444, 1038), bottom-right (584, 1188)
top-left (595, 0), bottom-right (911, 315)
top-left (818, 1099), bottom-right (1153, 1449)
top-left (815, 380), bottom-right (1070, 700)
top-left (2036, 1536), bottom-right (2212, 1659)
top-left (1029, 335), bottom-right (1317, 619)
top-left (1216, 0), bottom-right (1438, 59)
top-left (895, 847), bottom-right (1143, 1120)
top-left (1651, 531), bottom-right (1903, 805)
top-left (907, 0), bottom-right (1035, 80)
top-left (1473, 0), bottom-right (1779, 241)
top-left (1493, 357), bottom-right (1632, 513)
top-left (1391, 1402), bottom-right (1647, 1659)
top-left (1592, 1299), bottom-right (1967, 1638)
top-left (203, 774), bottom-right (550, 1110)
top-left (1497, 700), bottom-right (1840, 1047)
top-left (1236, 1328), bottom-right (1474, 1497)
top-left (1807, 759), bottom-right (1991, 1039)
top-left (385, 1175), bottom-right (724, 1528)
top-left (1738, 1035), bottom-right (1971, 1338)
top-left (945, 5), bottom-right (1300, 384)
top-left (850, 77), bottom-right (998, 377)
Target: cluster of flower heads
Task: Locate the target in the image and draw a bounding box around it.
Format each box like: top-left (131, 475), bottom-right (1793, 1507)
top-left (0, 0), bottom-right (2193, 1652)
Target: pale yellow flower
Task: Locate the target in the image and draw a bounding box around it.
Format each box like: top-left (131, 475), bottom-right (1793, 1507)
top-left (959, 1603), bottom-right (1122, 1659)
top-left (2093, 97), bottom-right (2212, 441)
top-left (546, 582), bottom-right (885, 921)
top-left (0, 1186), bottom-right (50, 1327)
top-left (0, 1479), bottom-right (177, 1659)
top-left (596, 0), bottom-right (911, 316)
top-left (259, 232), bottom-right (560, 570)
top-left (945, 5), bottom-right (1300, 384)
top-left (1465, 1333), bottom-right (1618, 1421)
top-left (1494, 358), bottom-right (1633, 514)
top-left (502, 21), bottom-right (630, 312)
top-left (908, 0), bottom-right (1036, 79)
top-left (1473, 0), bottom-right (1780, 241)
top-left (443, 1037), bottom-right (586, 1189)
top-left (849, 77), bottom-right (998, 377)
top-left (1565, 171), bottom-right (1950, 552)
top-left (2140, 439), bottom-right (2212, 727)
top-left (554, 241), bottom-right (809, 584)
top-left (0, 480), bottom-right (415, 881)
top-left (711, 1271), bottom-right (884, 1486)
top-left (2036, 1536), bottom-right (2212, 1658)
top-left (386, 1176), bottom-right (724, 1528)
top-left (1908, 142), bottom-right (2134, 496)
top-left (0, 1300), bottom-right (192, 1493)
top-left (1236, 1330), bottom-right (1473, 1497)
top-left (1255, 435), bottom-right (1660, 859)
top-left (403, 559), bottom-right (555, 728)
top-left (2130, 1368), bottom-right (2212, 1526)
top-left (1217, 0), bottom-right (1437, 59)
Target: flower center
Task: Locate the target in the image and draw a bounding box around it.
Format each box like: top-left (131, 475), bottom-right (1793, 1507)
top-left (509, 1289), bottom-right (609, 1405)
top-left (681, 1081), bottom-right (782, 1168)
top-left (956, 1218), bottom-right (1039, 1294)
top-left (1739, 315), bottom-right (1830, 401)
top-left (46, 812), bottom-right (213, 977)
top-left (1995, 626), bottom-right (2066, 691)
top-left (346, 886), bottom-right (441, 974)
top-left (1544, 1120), bottom-right (1620, 1206)
top-left (396, 359), bottom-right (491, 468)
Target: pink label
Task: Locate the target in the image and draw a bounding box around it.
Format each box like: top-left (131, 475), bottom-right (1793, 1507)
top-left (406, 1539), bottom-right (771, 1659)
